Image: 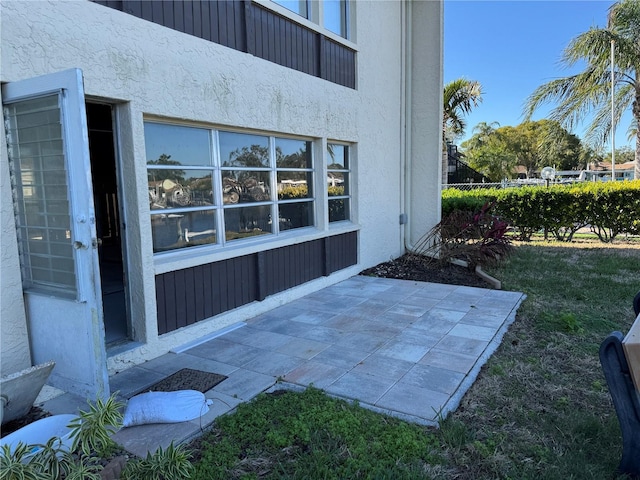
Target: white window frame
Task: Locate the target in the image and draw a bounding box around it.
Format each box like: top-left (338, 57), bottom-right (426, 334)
top-left (266, 0), bottom-right (354, 42)
top-left (326, 141), bottom-right (352, 224)
top-left (145, 121), bottom-right (317, 255)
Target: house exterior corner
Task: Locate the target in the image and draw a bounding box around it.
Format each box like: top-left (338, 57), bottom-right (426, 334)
top-left (0, 0), bottom-right (443, 397)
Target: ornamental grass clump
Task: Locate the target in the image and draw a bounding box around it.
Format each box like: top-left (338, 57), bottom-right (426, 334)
top-left (411, 201), bottom-right (514, 268)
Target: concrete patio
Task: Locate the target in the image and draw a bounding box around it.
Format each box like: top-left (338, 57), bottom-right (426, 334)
top-left (40, 275), bottom-right (525, 457)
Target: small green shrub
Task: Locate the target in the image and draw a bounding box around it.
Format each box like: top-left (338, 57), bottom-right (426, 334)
top-left (0, 393), bottom-right (123, 480)
top-left (121, 442), bottom-right (194, 480)
top-left (68, 392), bottom-right (124, 457)
top-left (0, 439), bottom-right (102, 480)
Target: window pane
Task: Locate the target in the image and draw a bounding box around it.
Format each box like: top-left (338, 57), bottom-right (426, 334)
top-left (219, 131), bottom-right (269, 167)
top-left (4, 94), bottom-right (77, 294)
top-left (148, 169), bottom-right (214, 210)
top-left (221, 171), bottom-right (271, 204)
top-left (278, 171), bottom-right (312, 199)
top-left (324, 0), bottom-right (347, 37)
top-left (151, 210), bottom-right (217, 252)
top-left (276, 138), bottom-right (312, 168)
top-left (145, 123), bottom-right (211, 166)
top-left (329, 198), bottom-right (349, 222)
top-left (224, 205), bottom-right (272, 241)
top-left (279, 201), bottom-right (314, 230)
top-left (327, 144), bottom-right (348, 169)
top-left (327, 172), bottom-right (347, 196)
top-left (272, 0), bottom-right (308, 17)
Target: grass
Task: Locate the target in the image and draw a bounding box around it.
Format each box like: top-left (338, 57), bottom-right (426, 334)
top-left (189, 238), bottom-right (640, 479)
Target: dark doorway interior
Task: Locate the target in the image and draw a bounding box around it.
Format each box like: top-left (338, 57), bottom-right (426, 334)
top-left (86, 103), bottom-right (128, 345)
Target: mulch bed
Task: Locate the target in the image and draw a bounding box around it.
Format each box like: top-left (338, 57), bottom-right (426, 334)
top-left (360, 253), bottom-right (494, 289)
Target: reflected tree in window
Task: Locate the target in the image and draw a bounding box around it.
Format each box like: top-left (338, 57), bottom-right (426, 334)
top-left (147, 154), bottom-right (185, 182)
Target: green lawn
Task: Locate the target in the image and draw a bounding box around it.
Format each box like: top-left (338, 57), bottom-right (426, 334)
top-left (189, 239), bottom-right (640, 479)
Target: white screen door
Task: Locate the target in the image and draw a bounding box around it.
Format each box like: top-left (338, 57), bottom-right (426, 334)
top-left (2, 69), bottom-right (109, 399)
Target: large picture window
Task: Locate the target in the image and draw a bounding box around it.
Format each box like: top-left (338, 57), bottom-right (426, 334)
top-left (327, 143), bottom-right (350, 222)
top-left (145, 122), bottom-right (316, 253)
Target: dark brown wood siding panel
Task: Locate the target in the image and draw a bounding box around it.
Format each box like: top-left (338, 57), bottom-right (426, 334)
top-left (325, 231), bottom-right (358, 274)
top-left (155, 232), bottom-right (357, 334)
top-left (261, 240), bottom-right (324, 297)
top-left (92, 0), bottom-right (354, 88)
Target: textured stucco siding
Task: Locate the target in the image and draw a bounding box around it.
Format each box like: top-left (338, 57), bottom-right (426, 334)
top-left (0, 0), bottom-right (442, 374)
top-left (0, 99), bottom-right (32, 377)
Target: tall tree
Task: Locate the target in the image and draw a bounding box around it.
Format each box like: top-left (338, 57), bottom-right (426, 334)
top-left (462, 120), bottom-right (582, 179)
top-left (443, 78), bottom-right (483, 143)
top-left (461, 125), bottom-right (518, 181)
top-left (524, 0), bottom-right (640, 179)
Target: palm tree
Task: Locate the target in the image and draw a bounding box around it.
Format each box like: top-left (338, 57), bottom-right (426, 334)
top-left (524, 0), bottom-right (640, 179)
top-left (443, 78), bottom-right (483, 143)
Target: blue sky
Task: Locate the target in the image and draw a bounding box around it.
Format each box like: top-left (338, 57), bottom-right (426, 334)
top-left (444, 0), bottom-right (634, 151)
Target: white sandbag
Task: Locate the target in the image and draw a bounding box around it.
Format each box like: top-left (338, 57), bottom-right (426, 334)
top-left (123, 390), bottom-right (213, 427)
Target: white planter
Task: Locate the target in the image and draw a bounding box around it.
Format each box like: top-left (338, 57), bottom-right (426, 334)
top-left (0, 414), bottom-right (78, 459)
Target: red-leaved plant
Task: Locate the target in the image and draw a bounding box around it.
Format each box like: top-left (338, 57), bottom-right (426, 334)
top-left (410, 202), bottom-right (513, 268)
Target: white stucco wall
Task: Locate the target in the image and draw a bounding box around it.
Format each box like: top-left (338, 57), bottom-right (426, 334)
top-left (0, 95), bottom-right (32, 377)
top-left (408, 0), bottom-right (443, 246)
top-left (1, 0), bottom-right (442, 377)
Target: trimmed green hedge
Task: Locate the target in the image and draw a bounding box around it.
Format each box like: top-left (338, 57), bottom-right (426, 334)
top-left (442, 180), bottom-right (640, 242)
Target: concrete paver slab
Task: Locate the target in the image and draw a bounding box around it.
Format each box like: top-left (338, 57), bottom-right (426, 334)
top-left (38, 276), bottom-right (524, 457)
top-left (324, 371), bottom-right (395, 405)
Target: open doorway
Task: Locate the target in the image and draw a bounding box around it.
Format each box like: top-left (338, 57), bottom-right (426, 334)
top-left (86, 102), bottom-right (129, 346)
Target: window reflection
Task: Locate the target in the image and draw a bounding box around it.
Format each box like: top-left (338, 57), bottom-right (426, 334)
top-left (279, 201), bottom-right (314, 230)
top-left (272, 0), bottom-right (308, 18)
top-left (224, 205), bottom-right (273, 241)
top-left (148, 169), bottom-right (214, 210)
top-left (327, 143), bottom-right (350, 222)
top-left (277, 171), bottom-right (313, 199)
top-left (145, 123), bottom-right (211, 166)
top-left (219, 132), bottom-right (269, 167)
top-left (324, 0), bottom-right (348, 38)
top-left (145, 121), bottom-right (326, 253)
top-left (151, 210), bottom-right (217, 253)
top-left (276, 138), bottom-right (312, 168)
top-left (329, 198), bottom-right (349, 223)
top-left (221, 171), bottom-right (271, 204)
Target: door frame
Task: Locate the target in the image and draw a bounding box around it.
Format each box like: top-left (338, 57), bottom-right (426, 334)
top-left (2, 69), bottom-right (110, 399)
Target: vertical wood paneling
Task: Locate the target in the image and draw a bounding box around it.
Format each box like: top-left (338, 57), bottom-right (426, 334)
top-left (183, 268), bottom-right (196, 327)
top-left (192, 1), bottom-right (201, 37)
top-left (155, 275), bottom-right (167, 335)
top-left (193, 265), bottom-right (204, 322)
top-left (235, 1), bottom-right (246, 51)
top-left (122, 0), bottom-right (141, 17)
top-left (218, 1), bottom-right (229, 46)
top-left (227, 1), bottom-right (237, 47)
top-left (202, 263), bottom-right (213, 318)
top-left (94, 0), bottom-right (355, 88)
top-left (183, 1), bottom-right (193, 36)
top-left (150, 1), bottom-right (162, 23)
top-left (200, 1), bottom-right (210, 41)
top-left (208, 262), bottom-right (222, 316)
top-left (245, 1), bottom-right (255, 55)
top-left (173, 269), bottom-right (186, 329)
top-left (161, 1), bottom-right (174, 29)
top-left (140, 1), bottom-right (152, 20)
top-left (165, 271), bottom-right (178, 334)
top-left (215, 260), bottom-right (228, 313)
top-left (155, 232), bottom-right (357, 334)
